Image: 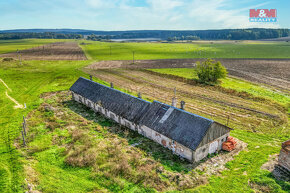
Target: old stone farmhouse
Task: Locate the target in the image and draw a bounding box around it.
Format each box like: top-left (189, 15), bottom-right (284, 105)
top-left (70, 77), bottom-right (232, 162)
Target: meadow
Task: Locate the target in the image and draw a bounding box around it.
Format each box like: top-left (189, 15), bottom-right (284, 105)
top-left (0, 39), bottom-right (67, 54)
top-left (0, 39), bottom-right (289, 192)
top-left (80, 40), bottom-right (290, 60)
top-left (0, 59), bottom-right (91, 192)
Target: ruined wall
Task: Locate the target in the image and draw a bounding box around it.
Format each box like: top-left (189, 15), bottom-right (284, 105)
top-left (72, 92), bottom-right (137, 131)
top-left (193, 133), bottom-right (229, 162)
top-left (197, 122), bottom-right (230, 149)
top-left (139, 125), bottom-right (193, 161)
top-left (278, 140), bottom-right (290, 172)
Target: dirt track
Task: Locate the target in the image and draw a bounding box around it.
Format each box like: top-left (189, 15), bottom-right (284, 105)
top-left (88, 58), bottom-right (290, 91)
top-left (0, 42), bottom-right (87, 60)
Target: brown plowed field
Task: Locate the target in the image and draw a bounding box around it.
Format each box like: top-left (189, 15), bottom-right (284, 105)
top-left (0, 42), bottom-right (87, 60)
top-left (83, 68), bottom-right (288, 135)
top-left (88, 58), bottom-right (290, 91)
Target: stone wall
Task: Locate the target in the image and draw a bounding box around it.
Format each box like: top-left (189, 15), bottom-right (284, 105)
top-left (278, 140), bottom-right (290, 172)
top-left (139, 125), bottom-right (193, 161)
top-left (193, 133), bottom-right (229, 162)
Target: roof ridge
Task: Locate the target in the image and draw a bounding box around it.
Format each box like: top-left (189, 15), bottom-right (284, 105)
top-left (78, 77), bottom-right (151, 104)
top-left (152, 100), bottom-right (214, 123)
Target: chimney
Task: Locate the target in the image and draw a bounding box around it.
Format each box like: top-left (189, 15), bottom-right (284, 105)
top-left (138, 92), bottom-right (142, 98)
top-left (172, 97), bottom-right (177, 107)
top-left (172, 87), bottom-right (177, 107)
top-left (110, 82), bottom-right (114, 88)
top-left (89, 75), bottom-right (92, 81)
top-left (180, 101), bottom-right (185, 110)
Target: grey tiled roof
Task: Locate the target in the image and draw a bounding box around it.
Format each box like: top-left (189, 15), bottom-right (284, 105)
top-left (70, 77), bottom-right (228, 151)
top-left (70, 77), bottom-right (151, 124)
top-left (139, 101), bottom-right (214, 150)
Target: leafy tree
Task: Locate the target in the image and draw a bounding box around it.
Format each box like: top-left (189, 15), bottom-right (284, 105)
top-left (195, 59), bottom-right (227, 84)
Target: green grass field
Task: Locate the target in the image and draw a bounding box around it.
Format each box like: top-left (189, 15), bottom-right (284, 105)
top-left (0, 39), bottom-right (289, 192)
top-left (0, 39), bottom-right (67, 54)
top-left (80, 40), bottom-right (290, 60)
top-left (0, 59), bottom-right (92, 192)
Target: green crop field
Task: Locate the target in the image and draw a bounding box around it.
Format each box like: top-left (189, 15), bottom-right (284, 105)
top-left (0, 39), bottom-right (67, 54)
top-left (0, 39), bottom-right (289, 192)
top-left (80, 40), bottom-right (290, 60)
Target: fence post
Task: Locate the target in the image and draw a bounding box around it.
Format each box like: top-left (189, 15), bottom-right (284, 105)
top-left (23, 115), bottom-right (26, 125)
top-left (23, 116), bottom-right (27, 136)
top-left (23, 122), bottom-right (26, 136)
top-left (226, 115), bottom-right (230, 126)
top-left (21, 131), bottom-right (26, 146)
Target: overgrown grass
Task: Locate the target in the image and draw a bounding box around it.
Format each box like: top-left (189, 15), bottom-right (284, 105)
top-left (19, 92), bottom-right (207, 192)
top-left (148, 68), bottom-right (290, 108)
top-left (79, 40), bottom-right (290, 60)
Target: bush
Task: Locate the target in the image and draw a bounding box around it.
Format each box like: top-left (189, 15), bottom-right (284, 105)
top-left (2, 58), bottom-right (14, 62)
top-left (196, 59), bottom-right (227, 84)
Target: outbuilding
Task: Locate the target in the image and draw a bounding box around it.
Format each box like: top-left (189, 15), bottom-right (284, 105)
top-left (70, 77), bottom-right (232, 162)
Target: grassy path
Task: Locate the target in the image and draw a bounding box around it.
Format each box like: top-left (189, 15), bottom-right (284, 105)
top-left (1, 78), bottom-right (24, 109)
top-left (5, 91), bottom-right (23, 109)
top-left (0, 78), bottom-right (12, 91)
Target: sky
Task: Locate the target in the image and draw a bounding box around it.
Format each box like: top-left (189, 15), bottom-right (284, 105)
top-left (0, 0), bottom-right (289, 30)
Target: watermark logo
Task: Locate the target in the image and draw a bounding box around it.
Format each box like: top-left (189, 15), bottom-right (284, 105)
top-left (249, 9), bottom-right (277, 22)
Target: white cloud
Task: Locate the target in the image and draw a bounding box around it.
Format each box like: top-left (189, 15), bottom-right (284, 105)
top-left (82, 0), bottom-right (280, 30)
top-left (85, 0), bottom-right (118, 8)
top-left (187, 0), bottom-right (280, 29)
top-left (147, 0), bottom-right (184, 10)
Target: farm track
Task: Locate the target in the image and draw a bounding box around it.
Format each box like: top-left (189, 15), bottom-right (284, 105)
top-left (84, 68), bottom-right (285, 132)
top-left (0, 42), bottom-right (87, 60)
top-left (99, 69), bottom-right (279, 118)
top-left (88, 58), bottom-right (290, 91)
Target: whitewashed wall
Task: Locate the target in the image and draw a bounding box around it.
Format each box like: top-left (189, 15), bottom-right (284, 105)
top-left (193, 133), bottom-right (229, 162)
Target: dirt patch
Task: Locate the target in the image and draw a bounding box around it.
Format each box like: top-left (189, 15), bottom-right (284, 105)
top-left (194, 138), bottom-right (247, 176)
top-left (0, 42), bottom-right (87, 60)
top-left (88, 58), bottom-right (290, 91)
top-left (261, 154), bottom-right (290, 182)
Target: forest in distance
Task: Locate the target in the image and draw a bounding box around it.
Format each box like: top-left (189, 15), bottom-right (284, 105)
top-left (0, 28), bottom-right (289, 41)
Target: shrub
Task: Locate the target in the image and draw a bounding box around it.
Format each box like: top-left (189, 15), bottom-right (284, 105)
top-left (2, 58), bottom-right (14, 62)
top-left (196, 59), bottom-right (227, 84)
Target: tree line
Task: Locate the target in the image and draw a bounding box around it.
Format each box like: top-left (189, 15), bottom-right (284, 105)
top-left (0, 28), bottom-right (289, 40)
top-left (0, 32), bottom-right (83, 40)
top-left (87, 28), bottom-right (290, 41)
